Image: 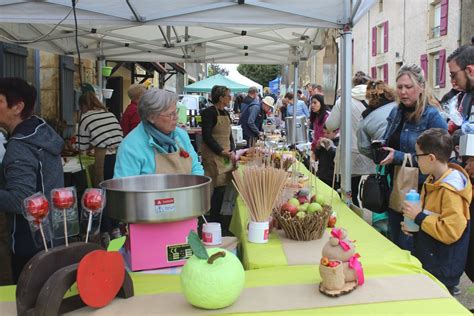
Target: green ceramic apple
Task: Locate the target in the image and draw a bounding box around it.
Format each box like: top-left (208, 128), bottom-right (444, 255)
top-left (180, 232), bottom-right (245, 309)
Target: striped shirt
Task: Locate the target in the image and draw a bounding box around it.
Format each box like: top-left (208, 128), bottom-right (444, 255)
top-left (78, 110), bottom-right (123, 151)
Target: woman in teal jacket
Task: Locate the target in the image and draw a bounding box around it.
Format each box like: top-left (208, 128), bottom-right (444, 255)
top-left (114, 88), bottom-right (203, 178)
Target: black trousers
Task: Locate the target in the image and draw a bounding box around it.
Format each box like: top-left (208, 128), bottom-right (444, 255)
top-left (351, 176), bottom-right (362, 207)
top-left (10, 252), bottom-right (35, 284)
top-left (466, 202), bottom-right (474, 282)
top-left (208, 186), bottom-right (233, 236)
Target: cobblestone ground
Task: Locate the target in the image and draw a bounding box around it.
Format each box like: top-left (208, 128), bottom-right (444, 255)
top-left (457, 273), bottom-right (474, 312)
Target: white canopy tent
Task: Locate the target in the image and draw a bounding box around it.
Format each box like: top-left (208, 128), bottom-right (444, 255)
top-left (0, 0), bottom-right (376, 202)
top-left (227, 70), bottom-right (262, 94)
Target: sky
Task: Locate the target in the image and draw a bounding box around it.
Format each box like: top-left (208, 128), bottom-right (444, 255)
top-left (219, 64), bottom-right (238, 75)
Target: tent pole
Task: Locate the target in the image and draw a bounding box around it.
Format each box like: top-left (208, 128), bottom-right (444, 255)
top-left (292, 62), bottom-right (299, 146)
top-left (340, 26), bottom-right (353, 205)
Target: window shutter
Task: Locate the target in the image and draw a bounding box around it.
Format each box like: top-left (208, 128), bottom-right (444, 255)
top-left (0, 42), bottom-right (28, 78)
top-left (371, 66), bottom-right (377, 79)
top-left (420, 54), bottom-right (428, 79)
top-left (372, 27), bottom-right (377, 56)
top-left (440, 0), bottom-right (449, 36)
top-left (60, 55), bottom-right (75, 138)
top-left (383, 21), bottom-right (389, 53)
top-left (383, 64), bottom-right (388, 83)
top-left (438, 49), bottom-right (446, 88)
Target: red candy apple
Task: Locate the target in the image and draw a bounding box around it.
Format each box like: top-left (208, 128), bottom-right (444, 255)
top-left (26, 195), bottom-right (49, 223)
top-left (83, 189), bottom-right (104, 213)
top-left (52, 189), bottom-right (75, 209)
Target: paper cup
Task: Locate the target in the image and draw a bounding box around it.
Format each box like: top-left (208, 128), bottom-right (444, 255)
top-left (248, 221), bottom-right (269, 244)
top-left (202, 222), bottom-right (222, 246)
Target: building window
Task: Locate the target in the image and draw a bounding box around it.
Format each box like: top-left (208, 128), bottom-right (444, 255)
top-left (378, 0), bottom-right (383, 12)
top-left (431, 2), bottom-right (441, 38)
top-left (430, 50), bottom-right (446, 88)
top-left (372, 21), bottom-right (389, 56)
top-left (431, 53), bottom-right (441, 88)
top-left (430, 0), bottom-right (449, 38)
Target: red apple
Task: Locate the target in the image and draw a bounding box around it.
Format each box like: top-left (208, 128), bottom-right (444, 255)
top-left (77, 249), bottom-right (125, 308)
top-left (297, 195), bottom-right (308, 205)
top-left (281, 202), bottom-right (298, 217)
top-left (26, 196), bottom-right (49, 223)
top-left (83, 189), bottom-right (104, 212)
top-left (52, 189), bottom-right (75, 209)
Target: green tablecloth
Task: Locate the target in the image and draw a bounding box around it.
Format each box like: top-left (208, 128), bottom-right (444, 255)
top-left (0, 162), bottom-right (470, 314)
top-left (229, 162), bottom-right (420, 273)
top-left (0, 266), bottom-right (469, 315)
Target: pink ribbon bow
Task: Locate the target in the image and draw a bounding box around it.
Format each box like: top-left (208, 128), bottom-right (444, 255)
top-left (331, 228), bottom-right (351, 252)
top-left (348, 254), bottom-right (364, 286)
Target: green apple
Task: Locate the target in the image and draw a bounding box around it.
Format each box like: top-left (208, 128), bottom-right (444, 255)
top-left (296, 211), bottom-right (306, 219)
top-left (301, 203), bottom-right (309, 212)
top-left (307, 202), bottom-right (322, 214)
top-left (288, 197), bottom-right (300, 207)
top-left (181, 248), bottom-right (245, 309)
top-left (316, 194), bottom-right (326, 206)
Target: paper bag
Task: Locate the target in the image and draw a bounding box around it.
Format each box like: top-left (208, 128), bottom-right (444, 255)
top-left (389, 154), bottom-right (419, 213)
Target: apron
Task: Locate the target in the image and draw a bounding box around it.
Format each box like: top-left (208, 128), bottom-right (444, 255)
top-left (154, 148), bottom-right (192, 174)
top-left (201, 106), bottom-right (234, 188)
top-left (94, 147), bottom-right (107, 187)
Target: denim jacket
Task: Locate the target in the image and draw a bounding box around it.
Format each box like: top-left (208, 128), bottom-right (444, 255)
top-left (382, 105), bottom-right (447, 165)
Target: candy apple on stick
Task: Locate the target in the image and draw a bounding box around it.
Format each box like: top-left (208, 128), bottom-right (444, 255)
top-left (82, 188), bottom-right (106, 243)
top-left (24, 193), bottom-right (50, 252)
top-left (52, 188), bottom-right (75, 246)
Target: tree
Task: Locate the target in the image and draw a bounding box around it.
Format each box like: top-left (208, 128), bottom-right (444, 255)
top-left (208, 64), bottom-right (229, 76)
top-left (236, 64), bottom-right (281, 87)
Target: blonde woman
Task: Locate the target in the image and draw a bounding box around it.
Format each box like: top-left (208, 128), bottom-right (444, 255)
top-left (121, 83), bottom-right (147, 136)
top-left (380, 64), bottom-right (447, 250)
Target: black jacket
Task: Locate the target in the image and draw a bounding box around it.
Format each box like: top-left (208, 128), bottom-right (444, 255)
top-left (0, 116), bottom-right (64, 257)
top-left (315, 136), bottom-right (339, 184)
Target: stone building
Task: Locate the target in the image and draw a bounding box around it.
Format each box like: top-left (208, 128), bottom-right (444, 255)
top-left (351, 0), bottom-right (473, 100)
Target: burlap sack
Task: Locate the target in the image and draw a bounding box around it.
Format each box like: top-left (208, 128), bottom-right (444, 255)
top-left (319, 261), bottom-right (345, 290)
top-left (389, 154), bottom-right (419, 213)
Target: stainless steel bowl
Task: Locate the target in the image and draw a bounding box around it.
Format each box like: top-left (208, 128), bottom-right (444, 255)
top-left (100, 174), bottom-right (212, 223)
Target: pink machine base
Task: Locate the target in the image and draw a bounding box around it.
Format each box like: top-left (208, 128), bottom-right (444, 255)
top-left (125, 218), bottom-right (197, 271)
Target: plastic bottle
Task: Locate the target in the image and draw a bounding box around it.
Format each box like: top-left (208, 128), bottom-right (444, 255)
top-left (404, 189), bottom-right (420, 232)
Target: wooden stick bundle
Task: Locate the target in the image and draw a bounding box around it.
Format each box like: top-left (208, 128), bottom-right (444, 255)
top-left (232, 166), bottom-right (288, 222)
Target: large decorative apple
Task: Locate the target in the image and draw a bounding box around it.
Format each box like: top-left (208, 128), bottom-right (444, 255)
top-left (181, 231), bottom-right (245, 309)
top-left (52, 188), bottom-right (75, 209)
top-left (77, 249), bottom-right (125, 308)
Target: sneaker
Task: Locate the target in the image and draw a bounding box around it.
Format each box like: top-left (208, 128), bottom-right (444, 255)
top-left (449, 285), bottom-right (461, 296)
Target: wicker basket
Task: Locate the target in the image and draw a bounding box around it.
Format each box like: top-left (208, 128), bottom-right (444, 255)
top-left (273, 205), bottom-right (331, 241)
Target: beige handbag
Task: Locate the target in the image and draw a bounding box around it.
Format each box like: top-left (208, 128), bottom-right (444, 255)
top-left (389, 153), bottom-right (419, 213)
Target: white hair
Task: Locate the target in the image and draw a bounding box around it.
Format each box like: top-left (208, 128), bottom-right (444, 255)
top-left (138, 88), bottom-right (178, 121)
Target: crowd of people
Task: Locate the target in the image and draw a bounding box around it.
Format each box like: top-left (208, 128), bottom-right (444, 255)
top-left (0, 44), bottom-right (473, 297)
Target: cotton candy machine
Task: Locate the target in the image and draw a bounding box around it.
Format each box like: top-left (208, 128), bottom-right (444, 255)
top-left (100, 174), bottom-right (212, 271)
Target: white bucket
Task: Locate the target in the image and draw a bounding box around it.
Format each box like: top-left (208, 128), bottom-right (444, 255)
top-left (248, 221), bottom-right (269, 243)
top-left (202, 222), bottom-right (222, 246)
top-left (102, 88), bottom-right (114, 99)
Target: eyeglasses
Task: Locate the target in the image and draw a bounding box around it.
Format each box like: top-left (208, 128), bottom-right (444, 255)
top-left (158, 109), bottom-right (179, 120)
top-left (449, 69), bottom-right (464, 79)
top-left (414, 153), bottom-right (430, 162)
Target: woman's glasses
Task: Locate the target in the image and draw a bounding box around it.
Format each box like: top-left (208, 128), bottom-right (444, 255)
top-left (158, 109), bottom-right (180, 120)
